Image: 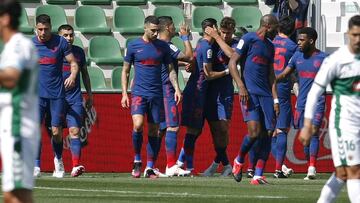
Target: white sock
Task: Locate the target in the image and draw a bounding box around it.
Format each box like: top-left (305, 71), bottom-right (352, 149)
top-left (317, 173), bottom-right (345, 203)
top-left (347, 179), bottom-right (360, 203)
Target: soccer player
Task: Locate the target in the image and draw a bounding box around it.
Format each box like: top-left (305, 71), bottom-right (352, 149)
top-left (0, 0), bottom-right (39, 202)
top-left (157, 16), bottom-right (192, 177)
top-left (121, 16), bottom-right (181, 178)
top-left (57, 24), bottom-right (92, 177)
top-left (177, 18), bottom-right (230, 174)
top-left (271, 16), bottom-right (298, 178)
top-left (228, 14), bottom-right (279, 185)
top-left (300, 15), bottom-right (360, 203)
top-left (33, 14), bottom-right (79, 178)
top-left (201, 17), bottom-right (238, 177)
top-left (276, 27), bottom-right (327, 180)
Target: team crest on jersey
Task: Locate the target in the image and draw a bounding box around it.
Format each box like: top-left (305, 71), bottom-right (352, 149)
top-left (237, 39), bottom-right (244, 50)
top-left (170, 44), bottom-right (179, 52)
top-left (313, 60), bottom-right (322, 68)
top-left (207, 49), bottom-right (213, 58)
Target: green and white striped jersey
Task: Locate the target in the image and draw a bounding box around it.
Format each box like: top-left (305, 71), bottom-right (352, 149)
top-left (0, 33), bottom-right (38, 103)
top-left (313, 46), bottom-right (360, 131)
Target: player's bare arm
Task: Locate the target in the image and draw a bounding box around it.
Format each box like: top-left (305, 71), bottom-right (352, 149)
top-left (64, 53), bottom-right (79, 89)
top-left (80, 65), bottom-right (93, 109)
top-left (168, 63), bottom-right (182, 104)
top-left (205, 26), bottom-right (234, 58)
top-left (178, 23), bottom-right (194, 62)
top-left (276, 66), bottom-right (293, 82)
top-left (204, 62), bottom-right (228, 80)
top-left (229, 52), bottom-right (248, 102)
top-left (121, 62), bottom-right (131, 108)
top-left (269, 64), bottom-right (280, 117)
top-left (0, 67), bottom-right (20, 89)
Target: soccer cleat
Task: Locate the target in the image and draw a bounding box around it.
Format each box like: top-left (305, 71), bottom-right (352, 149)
top-left (273, 170), bottom-right (288, 178)
top-left (71, 165), bottom-right (85, 177)
top-left (220, 164), bottom-right (233, 177)
top-left (282, 164), bottom-right (294, 177)
top-left (165, 164), bottom-right (191, 177)
top-left (202, 162), bottom-right (219, 177)
top-left (144, 167), bottom-right (158, 179)
top-left (53, 157), bottom-right (65, 178)
top-left (33, 167), bottom-right (41, 178)
top-left (250, 177), bottom-right (269, 185)
top-left (176, 160), bottom-right (184, 168)
top-left (246, 169), bottom-right (254, 178)
top-left (304, 166), bottom-right (316, 180)
top-left (131, 162), bottom-right (142, 178)
top-left (153, 168), bottom-right (169, 178)
top-left (232, 159), bottom-right (243, 182)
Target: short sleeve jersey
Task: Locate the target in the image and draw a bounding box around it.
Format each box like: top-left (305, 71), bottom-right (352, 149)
top-left (235, 32), bottom-right (275, 96)
top-left (273, 35), bottom-right (297, 98)
top-left (288, 50), bottom-right (328, 110)
top-left (187, 38), bottom-right (213, 90)
top-left (0, 33), bottom-right (38, 100)
top-left (161, 41), bottom-right (181, 85)
top-left (125, 38), bottom-right (172, 97)
top-left (33, 35), bottom-right (71, 99)
top-left (63, 45), bottom-right (86, 103)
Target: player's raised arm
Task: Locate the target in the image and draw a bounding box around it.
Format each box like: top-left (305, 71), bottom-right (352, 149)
top-left (121, 61), bottom-right (131, 108)
top-left (177, 23), bottom-right (193, 62)
top-left (205, 25), bottom-right (234, 58)
top-left (64, 53), bottom-right (79, 89)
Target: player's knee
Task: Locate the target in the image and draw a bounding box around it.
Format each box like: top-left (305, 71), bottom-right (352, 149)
top-left (311, 125), bottom-right (319, 134)
top-left (148, 124), bottom-right (160, 137)
top-left (69, 127), bottom-right (80, 137)
top-left (133, 124), bottom-right (143, 132)
top-left (51, 127), bottom-right (62, 137)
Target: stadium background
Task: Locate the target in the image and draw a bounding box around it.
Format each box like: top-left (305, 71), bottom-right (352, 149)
top-left (17, 0), bottom-right (354, 174)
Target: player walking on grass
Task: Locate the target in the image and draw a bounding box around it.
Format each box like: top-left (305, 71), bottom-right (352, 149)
top-left (57, 24), bottom-right (92, 177)
top-left (33, 14), bottom-right (79, 178)
top-left (0, 0), bottom-right (39, 202)
top-left (201, 17), bottom-right (238, 177)
top-left (228, 14), bottom-right (279, 185)
top-left (276, 27), bottom-right (327, 180)
top-left (121, 16), bottom-right (181, 178)
top-left (177, 18), bottom-right (230, 174)
top-left (271, 16), bottom-right (298, 178)
top-left (300, 15), bottom-right (360, 203)
top-left (157, 16), bottom-right (192, 177)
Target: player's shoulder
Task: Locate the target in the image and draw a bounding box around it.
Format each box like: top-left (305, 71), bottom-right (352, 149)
top-left (323, 46), bottom-right (351, 66)
top-left (168, 41), bottom-right (180, 53)
top-left (6, 33), bottom-right (35, 54)
top-left (231, 38), bottom-right (239, 48)
top-left (72, 45), bottom-right (85, 54)
top-left (198, 38), bottom-right (212, 49)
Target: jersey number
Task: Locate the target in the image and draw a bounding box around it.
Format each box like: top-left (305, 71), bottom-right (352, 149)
top-left (274, 47), bottom-right (286, 71)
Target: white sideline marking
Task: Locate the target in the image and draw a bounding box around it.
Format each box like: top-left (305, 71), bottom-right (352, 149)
top-left (35, 186), bottom-right (287, 199)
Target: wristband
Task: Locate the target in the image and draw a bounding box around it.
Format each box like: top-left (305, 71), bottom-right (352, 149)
top-left (225, 68), bottom-right (230, 75)
top-left (180, 35), bottom-right (189, 41)
top-left (274, 98), bottom-right (279, 104)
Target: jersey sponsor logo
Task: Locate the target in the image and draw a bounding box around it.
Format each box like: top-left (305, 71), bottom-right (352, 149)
top-left (237, 39), bottom-right (244, 50)
top-left (169, 44), bottom-right (179, 52)
top-left (313, 60), bottom-right (322, 68)
top-left (140, 58), bottom-right (160, 65)
top-left (207, 49), bottom-right (213, 59)
top-left (299, 71), bottom-right (316, 78)
top-left (38, 57), bottom-right (57, 65)
top-left (252, 55), bottom-right (269, 65)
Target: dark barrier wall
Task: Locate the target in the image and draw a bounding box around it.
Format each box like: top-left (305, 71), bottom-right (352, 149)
top-left (39, 94), bottom-right (333, 173)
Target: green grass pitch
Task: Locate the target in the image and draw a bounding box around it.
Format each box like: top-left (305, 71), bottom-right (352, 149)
top-left (32, 173), bottom-right (349, 203)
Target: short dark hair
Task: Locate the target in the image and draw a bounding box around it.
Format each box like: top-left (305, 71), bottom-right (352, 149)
top-left (220, 17), bottom-right (235, 30)
top-left (278, 16), bottom-right (295, 36)
top-left (58, 24), bottom-right (74, 33)
top-left (144, 15), bottom-right (159, 25)
top-left (36, 14), bottom-right (51, 25)
top-left (202, 18), bottom-right (217, 31)
top-left (348, 15), bottom-right (360, 29)
top-left (0, 0), bottom-right (21, 30)
top-left (298, 27), bottom-right (317, 41)
top-left (158, 16), bottom-right (173, 32)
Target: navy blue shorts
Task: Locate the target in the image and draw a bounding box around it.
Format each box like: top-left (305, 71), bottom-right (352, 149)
top-left (39, 97), bottom-right (65, 127)
top-left (131, 95), bottom-right (165, 124)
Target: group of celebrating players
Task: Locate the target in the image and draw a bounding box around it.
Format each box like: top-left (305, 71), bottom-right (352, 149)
top-left (120, 13), bottom-right (325, 184)
top-left (0, 0), bottom-right (359, 202)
